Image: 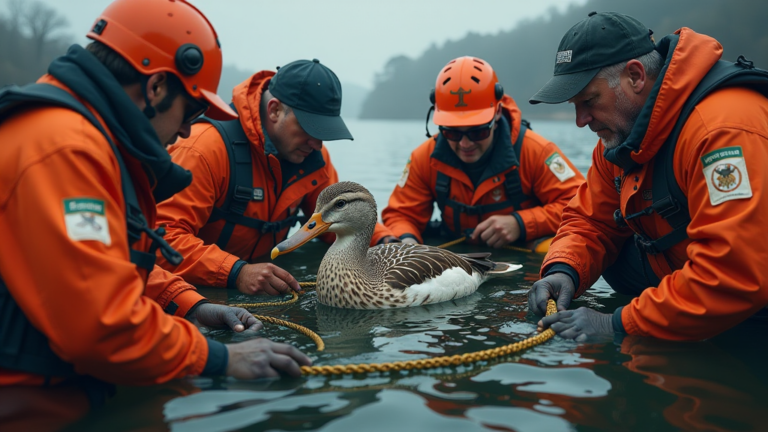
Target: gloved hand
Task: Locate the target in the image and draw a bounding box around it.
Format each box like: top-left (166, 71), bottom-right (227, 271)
top-left (187, 303), bottom-right (263, 332)
top-left (226, 338), bottom-right (312, 379)
top-left (527, 272), bottom-right (575, 315)
top-left (537, 307), bottom-right (614, 342)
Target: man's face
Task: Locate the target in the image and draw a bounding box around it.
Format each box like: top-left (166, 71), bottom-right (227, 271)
top-left (569, 75), bottom-right (643, 149)
top-left (150, 90), bottom-right (206, 147)
top-left (271, 107), bottom-right (323, 164)
top-left (441, 110), bottom-right (500, 164)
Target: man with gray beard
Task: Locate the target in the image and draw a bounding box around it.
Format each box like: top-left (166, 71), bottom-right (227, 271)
top-left (525, 11), bottom-right (768, 341)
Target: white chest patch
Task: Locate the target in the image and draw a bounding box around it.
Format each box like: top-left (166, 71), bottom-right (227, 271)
top-left (63, 198), bottom-right (111, 245)
top-left (701, 146), bottom-right (752, 206)
top-left (545, 152), bottom-right (575, 182)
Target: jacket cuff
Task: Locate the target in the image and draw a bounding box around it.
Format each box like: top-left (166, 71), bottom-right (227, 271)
top-left (544, 263), bottom-right (580, 289)
top-left (215, 254), bottom-right (242, 288)
top-left (511, 212), bottom-right (526, 242)
top-left (227, 260), bottom-right (247, 289)
top-left (167, 289), bottom-right (206, 318)
top-left (371, 223), bottom-right (395, 246)
top-left (399, 233), bottom-right (419, 242)
top-left (201, 339), bottom-right (228, 376)
top-left (613, 306), bottom-right (626, 334)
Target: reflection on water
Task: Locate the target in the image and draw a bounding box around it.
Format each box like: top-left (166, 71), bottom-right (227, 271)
top-left (15, 120), bottom-right (767, 432)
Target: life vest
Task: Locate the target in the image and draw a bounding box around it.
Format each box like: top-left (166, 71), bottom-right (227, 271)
top-left (434, 120), bottom-right (534, 237)
top-left (0, 83), bottom-right (182, 385)
top-left (615, 56), bottom-right (768, 255)
top-left (196, 116), bottom-right (304, 250)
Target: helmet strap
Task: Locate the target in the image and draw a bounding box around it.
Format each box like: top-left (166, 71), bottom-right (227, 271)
top-left (424, 105), bottom-right (435, 138)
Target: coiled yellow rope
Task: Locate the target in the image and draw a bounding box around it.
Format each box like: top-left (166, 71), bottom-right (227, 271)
top-left (300, 299), bottom-right (557, 376)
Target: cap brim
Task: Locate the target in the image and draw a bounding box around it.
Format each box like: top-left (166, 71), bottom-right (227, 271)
top-left (529, 68), bottom-right (601, 105)
top-left (200, 88), bottom-right (238, 121)
top-left (292, 108), bottom-right (353, 141)
top-left (433, 106), bottom-right (495, 128)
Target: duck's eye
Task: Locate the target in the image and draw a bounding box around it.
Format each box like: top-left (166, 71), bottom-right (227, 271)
top-left (335, 200), bottom-right (347, 209)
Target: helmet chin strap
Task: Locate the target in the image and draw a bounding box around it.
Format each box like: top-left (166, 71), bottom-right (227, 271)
top-left (140, 75), bottom-right (156, 119)
top-left (424, 105), bottom-right (435, 138)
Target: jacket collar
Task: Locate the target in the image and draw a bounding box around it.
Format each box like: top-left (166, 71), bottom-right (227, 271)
top-left (604, 28), bottom-right (723, 171)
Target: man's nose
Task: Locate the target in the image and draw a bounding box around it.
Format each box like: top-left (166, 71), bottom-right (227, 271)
top-left (459, 135), bottom-right (473, 147)
top-left (178, 123), bottom-right (192, 139)
top-left (307, 138), bottom-right (323, 151)
top-left (575, 106), bottom-right (592, 129)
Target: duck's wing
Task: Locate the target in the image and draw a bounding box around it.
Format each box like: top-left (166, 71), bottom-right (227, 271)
top-left (368, 243), bottom-right (474, 290)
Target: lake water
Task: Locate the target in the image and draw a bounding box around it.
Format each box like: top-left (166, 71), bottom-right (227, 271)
top-left (61, 120), bottom-right (768, 431)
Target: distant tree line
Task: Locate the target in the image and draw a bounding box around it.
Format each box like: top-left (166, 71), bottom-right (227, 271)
top-left (0, 0), bottom-right (70, 88)
top-left (360, 0), bottom-right (768, 120)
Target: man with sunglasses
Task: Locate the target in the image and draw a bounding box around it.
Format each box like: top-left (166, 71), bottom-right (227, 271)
top-left (155, 60), bottom-right (395, 296)
top-left (0, 0), bottom-right (312, 411)
top-left (382, 56), bottom-right (584, 250)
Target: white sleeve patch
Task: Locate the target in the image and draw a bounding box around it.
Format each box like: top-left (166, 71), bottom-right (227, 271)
top-left (545, 152), bottom-right (575, 182)
top-left (398, 159), bottom-right (411, 188)
top-left (701, 146), bottom-right (752, 206)
top-left (63, 198), bottom-right (111, 245)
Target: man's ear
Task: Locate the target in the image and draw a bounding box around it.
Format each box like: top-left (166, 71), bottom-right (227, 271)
top-left (266, 98), bottom-right (282, 123)
top-left (145, 72), bottom-right (169, 105)
top-left (625, 60), bottom-right (647, 95)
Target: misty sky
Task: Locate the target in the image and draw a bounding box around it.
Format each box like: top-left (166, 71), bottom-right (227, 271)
top-left (29, 0), bottom-right (586, 89)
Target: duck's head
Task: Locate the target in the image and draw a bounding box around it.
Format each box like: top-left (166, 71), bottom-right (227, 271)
top-left (271, 181), bottom-right (378, 259)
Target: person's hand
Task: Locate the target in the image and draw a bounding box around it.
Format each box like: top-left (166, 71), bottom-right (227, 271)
top-left (225, 338), bottom-right (312, 379)
top-left (378, 236), bottom-right (401, 245)
top-left (471, 215), bottom-right (521, 248)
top-left (537, 307), bottom-right (614, 342)
top-left (527, 272), bottom-right (575, 315)
top-left (401, 237), bottom-right (419, 245)
top-left (236, 263), bottom-right (300, 296)
top-left (187, 303), bottom-right (262, 332)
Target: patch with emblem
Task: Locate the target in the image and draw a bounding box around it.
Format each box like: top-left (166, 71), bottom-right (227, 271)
top-left (556, 50), bottom-right (572, 64)
top-left (491, 187), bottom-right (503, 202)
top-left (253, 188), bottom-right (264, 201)
top-left (701, 146), bottom-right (752, 205)
top-left (545, 152), bottom-right (576, 182)
top-left (398, 158), bottom-right (411, 188)
top-left (63, 198), bottom-right (110, 245)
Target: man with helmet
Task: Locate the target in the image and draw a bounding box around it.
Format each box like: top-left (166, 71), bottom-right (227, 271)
top-left (154, 59), bottom-right (395, 296)
top-left (0, 0), bottom-right (311, 400)
top-left (382, 56), bottom-right (584, 250)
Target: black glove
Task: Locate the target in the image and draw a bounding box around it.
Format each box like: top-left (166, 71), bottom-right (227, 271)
top-left (528, 272), bottom-right (576, 315)
top-left (538, 307), bottom-right (614, 342)
top-left (186, 303), bottom-right (263, 332)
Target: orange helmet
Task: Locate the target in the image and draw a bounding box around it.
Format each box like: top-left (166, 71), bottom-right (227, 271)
top-left (431, 56), bottom-right (503, 127)
top-left (87, 0), bottom-right (237, 121)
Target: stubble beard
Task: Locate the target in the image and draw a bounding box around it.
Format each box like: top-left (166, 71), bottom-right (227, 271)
top-left (601, 86), bottom-right (643, 149)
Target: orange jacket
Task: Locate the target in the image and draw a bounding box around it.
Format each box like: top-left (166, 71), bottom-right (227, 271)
top-left (0, 76), bottom-right (209, 386)
top-left (541, 29), bottom-right (768, 340)
top-left (156, 71), bottom-right (391, 287)
top-left (382, 95), bottom-right (584, 243)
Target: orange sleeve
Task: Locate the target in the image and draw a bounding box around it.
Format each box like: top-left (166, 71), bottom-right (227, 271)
top-left (540, 143), bottom-right (632, 294)
top-left (381, 142), bottom-right (436, 243)
top-left (515, 138), bottom-right (585, 240)
top-left (622, 127), bottom-right (768, 340)
top-left (0, 140), bottom-right (208, 385)
top-left (144, 265), bottom-right (206, 318)
top-left (156, 127), bottom-right (240, 287)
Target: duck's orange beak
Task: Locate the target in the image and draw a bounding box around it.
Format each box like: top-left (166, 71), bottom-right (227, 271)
top-left (271, 213), bottom-right (332, 259)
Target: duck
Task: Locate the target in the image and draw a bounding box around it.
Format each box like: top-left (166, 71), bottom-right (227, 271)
top-left (271, 181), bottom-right (521, 309)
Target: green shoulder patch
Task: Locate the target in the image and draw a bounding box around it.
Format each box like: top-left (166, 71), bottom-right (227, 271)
top-left (63, 198), bottom-right (111, 245)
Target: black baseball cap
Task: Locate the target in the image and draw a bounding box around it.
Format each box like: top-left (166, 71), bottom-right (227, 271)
top-left (529, 11), bottom-right (655, 105)
top-left (268, 59), bottom-right (353, 141)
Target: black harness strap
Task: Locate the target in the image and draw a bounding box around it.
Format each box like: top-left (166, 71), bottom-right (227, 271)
top-left (199, 117), bottom-right (301, 250)
top-left (435, 123), bottom-right (532, 237)
top-left (631, 57), bottom-right (768, 254)
top-left (0, 83), bottom-right (179, 381)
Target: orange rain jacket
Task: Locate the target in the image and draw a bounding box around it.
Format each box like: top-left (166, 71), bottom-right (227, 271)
top-left (0, 76), bottom-right (209, 386)
top-left (541, 29), bottom-right (768, 340)
top-left (156, 71), bottom-right (391, 287)
top-left (382, 95), bottom-right (585, 243)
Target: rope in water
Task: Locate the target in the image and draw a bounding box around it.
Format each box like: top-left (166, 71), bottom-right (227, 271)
top-left (300, 299), bottom-right (557, 376)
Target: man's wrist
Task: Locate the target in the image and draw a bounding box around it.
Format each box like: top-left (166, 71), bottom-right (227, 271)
top-left (227, 260), bottom-right (248, 289)
top-left (545, 263), bottom-right (579, 289)
top-left (612, 306), bottom-right (626, 334)
top-left (201, 339), bottom-right (229, 376)
top-left (511, 212), bottom-right (526, 242)
top-left (185, 299), bottom-right (210, 319)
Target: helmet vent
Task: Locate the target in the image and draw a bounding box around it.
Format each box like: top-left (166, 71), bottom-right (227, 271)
top-left (474, 66), bottom-right (482, 72)
top-left (443, 66), bottom-right (452, 73)
top-left (471, 76), bottom-right (480, 84)
top-left (442, 77), bottom-right (451, 85)
top-left (473, 59), bottom-right (484, 65)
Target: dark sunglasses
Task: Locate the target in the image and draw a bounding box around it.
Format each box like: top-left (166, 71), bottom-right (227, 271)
top-left (439, 116), bottom-right (496, 142)
top-left (182, 93), bottom-right (208, 124)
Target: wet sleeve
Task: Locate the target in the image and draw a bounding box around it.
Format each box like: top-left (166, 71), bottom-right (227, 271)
top-left (540, 143), bottom-right (633, 296)
top-left (515, 141), bottom-right (586, 241)
top-left (381, 148), bottom-right (435, 243)
top-left (622, 129), bottom-right (768, 340)
top-left (3, 145), bottom-right (210, 385)
top-left (156, 132), bottom-right (240, 288)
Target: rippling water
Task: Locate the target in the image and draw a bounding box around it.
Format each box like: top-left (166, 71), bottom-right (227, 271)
top-left (64, 120), bottom-right (768, 432)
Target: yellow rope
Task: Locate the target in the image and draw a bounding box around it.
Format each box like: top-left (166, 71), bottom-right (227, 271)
top-left (251, 314), bottom-right (325, 351)
top-left (299, 299), bottom-right (557, 376)
top-left (436, 236), bottom-right (533, 253)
